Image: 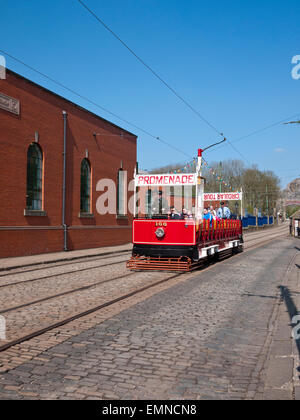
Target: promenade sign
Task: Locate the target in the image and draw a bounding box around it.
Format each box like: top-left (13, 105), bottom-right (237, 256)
top-left (203, 192), bottom-right (243, 201)
top-left (136, 174), bottom-right (197, 186)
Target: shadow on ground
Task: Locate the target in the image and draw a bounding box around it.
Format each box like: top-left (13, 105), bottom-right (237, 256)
top-left (278, 285), bottom-right (300, 377)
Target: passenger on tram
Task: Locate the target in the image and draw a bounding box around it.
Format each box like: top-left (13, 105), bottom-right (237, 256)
top-left (217, 201), bottom-right (231, 219)
top-left (209, 205), bottom-right (217, 220)
top-left (187, 211), bottom-right (193, 219)
top-left (203, 208), bottom-right (213, 224)
top-left (181, 208), bottom-right (194, 219)
top-left (168, 206), bottom-right (181, 219)
top-left (181, 208), bottom-right (188, 219)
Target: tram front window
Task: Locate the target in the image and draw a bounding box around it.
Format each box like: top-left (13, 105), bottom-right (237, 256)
top-left (135, 185), bottom-right (196, 219)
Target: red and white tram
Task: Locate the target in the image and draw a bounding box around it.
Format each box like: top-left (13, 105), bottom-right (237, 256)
top-left (127, 149), bottom-right (243, 271)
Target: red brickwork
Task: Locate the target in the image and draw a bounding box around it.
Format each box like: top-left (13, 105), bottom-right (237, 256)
top-left (0, 70), bottom-right (136, 257)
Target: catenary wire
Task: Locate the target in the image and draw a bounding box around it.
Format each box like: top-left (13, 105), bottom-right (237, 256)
top-left (0, 49), bottom-right (192, 160)
top-left (77, 0), bottom-right (224, 139)
top-left (205, 112), bottom-right (300, 155)
top-left (76, 1), bottom-right (257, 165)
top-left (2, 49), bottom-right (299, 172)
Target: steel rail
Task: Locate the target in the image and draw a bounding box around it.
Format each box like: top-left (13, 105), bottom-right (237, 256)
top-left (0, 256), bottom-right (130, 289)
top-left (0, 228), bottom-right (289, 354)
top-left (0, 248), bottom-right (131, 274)
top-left (0, 271), bottom-right (182, 353)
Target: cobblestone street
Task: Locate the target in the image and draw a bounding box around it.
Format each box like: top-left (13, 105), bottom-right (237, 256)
top-left (0, 236), bottom-right (299, 400)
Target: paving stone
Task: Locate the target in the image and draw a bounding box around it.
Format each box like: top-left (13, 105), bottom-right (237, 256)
top-left (265, 358), bottom-right (293, 389)
top-left (273, 327), bottom-right (293, 341)
top-left (0, 234), bottom-right (297, 400)
top-left (269, 340), bottom-right (292, 356)
top-left (263, 389), bottom-right (293, 400)
top-left (294, 387), bottom-right (300, 401)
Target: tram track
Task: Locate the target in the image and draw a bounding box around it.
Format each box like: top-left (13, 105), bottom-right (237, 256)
top-left (0, 255), bottom-right (130, 289)
top-left (244, 229), bottom-right (288, 252)
top-left (0, 224), bottom-right (285, 280)
top-left (0, 226), bottom-right (286, 295)
top-left (0, 248), bottom-right (131, 274)
top-left (243, 225), bottom-right (287, 241)
top-left (0, 271), bottom-right (137, 315)
top-left (0, 271), bottom-right (182, 353)
top-left (0, 249), bottom-right (131, 278)
top-left (245, 234), bottom-right (288, 252)
top-left (0, 224), bottom-right (289, 355)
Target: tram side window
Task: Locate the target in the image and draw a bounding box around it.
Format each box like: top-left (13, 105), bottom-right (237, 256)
top-left (80, 158), bottom-right (91, 213)
top-left (26, 143), bottom-right (43, 210)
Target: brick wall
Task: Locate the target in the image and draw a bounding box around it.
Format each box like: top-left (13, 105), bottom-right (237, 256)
top-left (0, 70), bottom-right (137, 258)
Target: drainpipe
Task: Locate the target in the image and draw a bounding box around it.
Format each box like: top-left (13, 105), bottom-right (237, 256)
top-left (62, 111), bottom-right (68, 251)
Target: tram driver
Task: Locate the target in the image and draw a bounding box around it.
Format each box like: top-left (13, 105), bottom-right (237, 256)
top-left (168, 206), bottom-right (181, 219)
top-left (151, 189), bottom-right (169, 215)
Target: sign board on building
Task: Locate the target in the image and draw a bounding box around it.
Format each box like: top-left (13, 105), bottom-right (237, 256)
top-left (0, 92), bottom-right (20, 115)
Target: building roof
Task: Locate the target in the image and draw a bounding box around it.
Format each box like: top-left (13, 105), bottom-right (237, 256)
top-left (6, 69), bottom-right (137, 139)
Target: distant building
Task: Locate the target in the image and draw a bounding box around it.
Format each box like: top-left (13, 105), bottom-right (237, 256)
top-left (0, 70), bottom-right (137, 258)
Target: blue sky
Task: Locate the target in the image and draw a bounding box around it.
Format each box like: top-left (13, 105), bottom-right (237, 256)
top-left (1, 0), bottom-right (299, 187)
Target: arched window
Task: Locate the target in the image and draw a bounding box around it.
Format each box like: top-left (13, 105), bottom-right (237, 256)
top-left (26, 143), bottom-right (43, 210)
top-left (80, 159), bottom-right (91, 213)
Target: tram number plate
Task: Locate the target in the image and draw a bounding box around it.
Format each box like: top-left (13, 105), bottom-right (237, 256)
top-left (155, 222), bottom-right (167, 227)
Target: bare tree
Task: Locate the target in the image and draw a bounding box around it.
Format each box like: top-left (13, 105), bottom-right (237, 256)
top-left (148, 158), bottom-right (281, 215)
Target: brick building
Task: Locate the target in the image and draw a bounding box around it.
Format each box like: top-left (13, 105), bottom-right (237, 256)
top-left (0, 70), bottom-right (137, 258)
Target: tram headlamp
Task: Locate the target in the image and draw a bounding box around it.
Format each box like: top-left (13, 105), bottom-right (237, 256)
top-left (155, 227), bottom-right (165, 238)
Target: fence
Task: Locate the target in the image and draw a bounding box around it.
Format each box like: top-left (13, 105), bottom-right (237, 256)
top-left (242, 215), bottom-right (273, 229)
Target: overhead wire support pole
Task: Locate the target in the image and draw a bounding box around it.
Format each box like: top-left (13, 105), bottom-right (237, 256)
top-left (283, 119), bottom-right (300, 222)
top-left (266, 186), bottom-right (272, 224)
top-left (241, 186), bottom-right (243, 219)
top-left (201, 137), bottom-right (227, 194)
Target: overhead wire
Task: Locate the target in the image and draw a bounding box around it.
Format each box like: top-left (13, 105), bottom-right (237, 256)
top-left (76, 0), bottom-right (257, 166)
top-left (77, 0), bottom-right (224, 139)
top-left (205, 112), bottom-right (300, 155)
top-left (2, 49), bottom-right (298, 179)
top-left (0, 49), bottom-right (192, 160)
